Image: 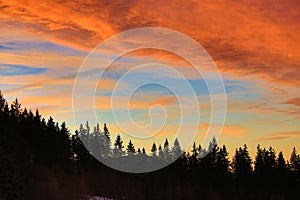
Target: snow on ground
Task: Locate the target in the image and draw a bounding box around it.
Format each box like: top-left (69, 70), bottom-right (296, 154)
top-left (88, 196), bottom-right (114, 200)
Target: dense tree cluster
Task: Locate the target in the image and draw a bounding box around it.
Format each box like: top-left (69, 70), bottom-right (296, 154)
top-left (1, 91), bottom-right (300, 200)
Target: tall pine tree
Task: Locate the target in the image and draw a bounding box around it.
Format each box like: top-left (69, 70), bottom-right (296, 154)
top-left (127, 140), bottom-right (136, 155)
top-left (113, 134), bottom-right (124, 157)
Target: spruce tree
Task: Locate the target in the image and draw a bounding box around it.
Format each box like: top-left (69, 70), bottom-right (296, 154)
top-left (265, 146), bottom-right (276, 173)
top-left (232, 145), bottom-right (252, 177)
top-left (103, 123), bottom-right (111, 141)
top-left (47, 117), bottom-right (55, 129)
top-left (289, 147), bottom-right (300, 171)
top-left (204, 137), bottom-right (218, 169)
top-left (4, 102), bottom-right (9, 116)
top-left (254, 145), bottom-right (264, 174)
top-left (103, 123), bottom-right (111, 157)
top-left (151, 142), bottom-right (157, 157)
top-left (276, 151), bottom-right (287, 172)
top-left (172, 138), bottom-right (182, 160)
top-left (113, 134), bottom-right (124, 157)
top-left (127, 140), bottom-right (136, 154)
top-left (90, 124), bottom-right (102, 159)
top-left (158, 145), bottom-right (163, 159)
top-left (59, 121), bottom-right (71, 161)
top-left (190, 142), bottom-right (198, 170)
top-left (10, 98), bottom-right (21, 118)
top-left (163, 138), bottom-right (170, 161)
top-left (0, 91), bottom-right (5, 112)
top-left (216, 145), bottom-right (230, 172)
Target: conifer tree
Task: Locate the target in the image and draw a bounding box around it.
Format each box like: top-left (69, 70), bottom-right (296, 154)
top-left (22, 108), bottom-right (28, 120)
top-left (190, 142), bottom-right (198, 170)
top-left (47, 117), bottom-right (55, 129)
top-left (103, 123), bottom-right (112, 157)
top-left (151, 142), bottom-right (157, 157)
top-left (59, 121), bottom-right (71, 160)
top-left (216, 145), bottom-right (230, 172)
top-left (90, 123), bottom-right (103, 158)
top-left (254, 145), bottom-right (264, 174)
top-left (127, 140), bottom-right (136, 154)
top-left (232, 145), bottom-right (252, 176)
top-left (204, 137), bottom-right (218, 169)
top-left (198, 145), bottom-right (207, 158)
top-left (163, 138), bottom-right (170, 161)
top-left (113, 134), bottom-right (124, 157)
top-left (158, 145), bottom-right (163, 159)
top-left (10, 98), bottom-right (21, 118)
top-left (103, 123), bottom-right (110, 140)
top-left (276, 151), bottom-right (287, 172)
top-left (265, 146), bottom-right (276, 173)
top-left (172, 138), bottom-right (182, 160)
top-left (289, 147), bottom-right (300, 171)
top-left (0, 91), bottom-right (5, 112)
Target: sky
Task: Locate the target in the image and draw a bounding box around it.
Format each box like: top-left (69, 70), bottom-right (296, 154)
top-left (0, 0), bottom-right (300, 158)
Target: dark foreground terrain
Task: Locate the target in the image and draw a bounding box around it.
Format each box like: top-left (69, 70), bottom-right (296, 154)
top-left (1, 92), bottom-right (300, 200)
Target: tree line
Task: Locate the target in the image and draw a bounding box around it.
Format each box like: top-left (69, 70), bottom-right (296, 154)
top-left (1, 91), bottom-right (300, 200)
top-left (74, 120), bottom-right (300, 176)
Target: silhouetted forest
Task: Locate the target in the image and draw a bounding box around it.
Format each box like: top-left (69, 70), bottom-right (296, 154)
top-left (0, 91), bottom-right (300, 200)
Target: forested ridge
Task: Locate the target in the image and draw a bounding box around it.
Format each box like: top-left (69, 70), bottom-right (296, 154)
top-left (0, 91), bottom-right (300, 200)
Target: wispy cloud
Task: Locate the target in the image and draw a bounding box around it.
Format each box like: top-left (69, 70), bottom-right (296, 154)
top-left (0, 63), bottom-right (47, 76)
top-left (252, 136), bottom-right (290, 142)
top-left (283, 98), bottom-right (300, 107)
top-left (0, 44), bottom-right (13, 50)
top-left (1, 0), bottom-right (299, 85)
top-left (271, 131), bottom-right (300, 137)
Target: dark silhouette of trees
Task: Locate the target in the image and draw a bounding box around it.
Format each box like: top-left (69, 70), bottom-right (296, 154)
top-left (113, 134), bottom-right (124, 157)
top-left (103, 123), bottom-right (111, 154)
top-left (232, 144), bottom-right (252, 178)
top-left (126, 140), bottom-right (136, 154)
top-left (151, 142), bottom-right (157, 157)
top-left (189, 142), bottom-right (198, 172)
top-left (0, 92), bottom-right (82, 199)
top-left (163, 138), bottom-right (170, 161)
top-left (172, 138), bottom-right (182, 159)
top-left (216, 145), bottom-right (230, 172)
top-left (77, 122), bottom-right (112, 159)
top-left (1, 91), bottom-right (300, 200)
top-left (10, 98), bottom-right (21, 118)
top-left (289, 147), bottom-right (300, 172)
top-left (276, 151), bottom-right (287, 172)
top-left (0, 91), bottom-right (5, 111)
top-left (158, 144), bottom-right (163, 159)
top-left (198, 137), bottom-right (218, 173)
top-left (254, 144), bottom-right (264, 175)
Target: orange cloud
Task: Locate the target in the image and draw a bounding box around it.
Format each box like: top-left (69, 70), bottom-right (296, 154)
top-left (94, 95), bottom-right (180, 112)
top-left (197, 123), bottom-right (247, 138)
top-left (221, 124), bottom-right (247, 138)
top-left (1, 0), bottom-right (300, 86)
top-left (252, 136), bottom-right (290, 142)
top-left (149, 96), bottom-right (177, 106)
top-left (283, 98), bottom-right (300, 107)
top-left (271, 131), bottom-right (300, 137)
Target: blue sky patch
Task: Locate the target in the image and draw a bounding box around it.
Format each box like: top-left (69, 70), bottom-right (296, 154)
top-left (0, 64), bottom-right (48, 76)
top-left (0, 41), bottom-right (86, 56)
top-left (0, 45), bottom-right (14, 50)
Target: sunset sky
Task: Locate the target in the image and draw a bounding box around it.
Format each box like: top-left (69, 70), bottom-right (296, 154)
top-left (1, 0), bottom-right (300, 157)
